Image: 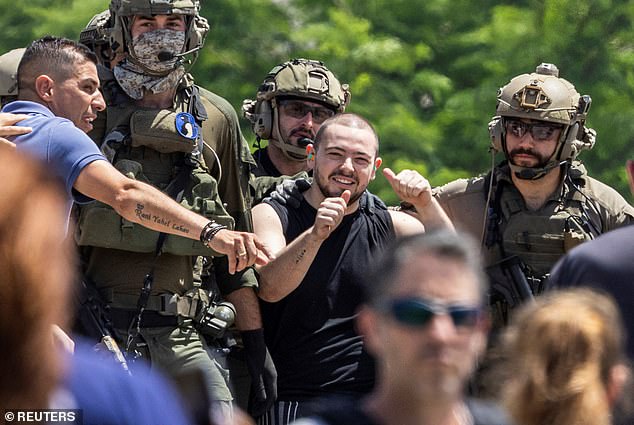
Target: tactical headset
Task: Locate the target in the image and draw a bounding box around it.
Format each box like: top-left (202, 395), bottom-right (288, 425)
top-left (489, 63), bottom-right (595, 179)
top-left (489, 98), bottom-right (593, 160)
top-left (81, 0), bottom-right (209, 71)
top-left (243, 59), bottom-right (350, 140)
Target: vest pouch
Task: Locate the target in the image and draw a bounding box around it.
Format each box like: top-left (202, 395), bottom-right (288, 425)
top-left (163, 168), bottom-right (235, 256)
top-left (76, 160), bottom-right (235, 256)
top-left (130, 109), bottom-right (197, 154)
top-left (75, 159), bottom-right (156, 253)
top-left (501, 211), bottom-right (587, 277)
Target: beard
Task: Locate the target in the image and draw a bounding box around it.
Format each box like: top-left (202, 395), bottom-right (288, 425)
top-left (288, 127), bottom-right (316, 144)
top-left (314, 168), bottom-right (365, 204)
top-left (508, 147), bottom-right (551, 168)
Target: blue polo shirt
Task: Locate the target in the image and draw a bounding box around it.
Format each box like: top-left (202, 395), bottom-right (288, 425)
top-left (2, 101), bottom-right (106, 223)
top-left (59, 341), bottom-right (192, 425)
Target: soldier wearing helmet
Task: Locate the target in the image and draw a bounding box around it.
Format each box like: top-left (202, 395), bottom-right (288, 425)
top-left (75, 1), bottom-right (262, 420)
top-left (433, 64), bottom-right (634, 336)
top-left (0, 48), bottom-right (32, 147)
top-left (0, 48), bottom-right (24, 106)
top-left (243, 58), bottom-right (350, 178)
top-left (492, 62), bottom-right (595, 180)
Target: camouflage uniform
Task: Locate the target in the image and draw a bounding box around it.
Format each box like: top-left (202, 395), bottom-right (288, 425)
top-left (436, 162), bottom-right (633, 321)
top-left (435, 64), bottom-right (634, 330)
top-left (75, 0), bottom-right (257, 414)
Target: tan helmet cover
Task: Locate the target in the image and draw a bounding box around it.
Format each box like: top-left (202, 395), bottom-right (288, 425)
top-left (496, 63), bottom-right (580, 126)
top-left (0, 48), bottom-right (24, 104)
top-left (243, 58), bottom-right (350, 140)
top-left (490, 63), bottom-right (594, 167)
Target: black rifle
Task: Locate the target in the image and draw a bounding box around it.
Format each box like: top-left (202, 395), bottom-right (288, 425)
top-left (76, 280), bottom-right (131, 374)
top-left (486, 256), bottom-right (535, 328)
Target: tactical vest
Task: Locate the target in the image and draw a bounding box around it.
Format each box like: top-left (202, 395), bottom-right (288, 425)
top-left (75, 89), bottom-right (235, 257)
top-left (485, 164), bottom-right (601, 328)
top-left (496, 182), bottom-right (597, 279)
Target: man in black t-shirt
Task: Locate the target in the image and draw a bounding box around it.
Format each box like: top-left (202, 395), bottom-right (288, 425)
top-left (293, 231), bottom-right (513, 425)
top-left (252, 113), bottom-right (452, 424)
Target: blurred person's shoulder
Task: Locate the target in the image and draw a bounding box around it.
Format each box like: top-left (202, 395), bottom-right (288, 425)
top-left (63, 339), bottom-right (191, 425)
top-left (467, 397), bottom-right (515, 425)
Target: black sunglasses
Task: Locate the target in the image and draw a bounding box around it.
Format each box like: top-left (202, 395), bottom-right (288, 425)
top-left (278, 100), bottom-right (336, 124)
top-left (505, 119), bottom-right (563, 141)
top-left (379, 297), bottom-right (482, 329)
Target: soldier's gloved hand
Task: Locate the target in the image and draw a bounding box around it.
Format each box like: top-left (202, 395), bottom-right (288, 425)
top-left (269, 178), bottom-right (311, 209)
top-left (242, 328), bottom-right (277, 418)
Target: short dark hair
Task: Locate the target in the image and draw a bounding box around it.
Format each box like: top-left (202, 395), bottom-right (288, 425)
top-left (18, 36), bottom-right (98, 93)
top-left (313, 112), bottom-right (379, 154)
top-left (363, 230), bottom-right (487, 306)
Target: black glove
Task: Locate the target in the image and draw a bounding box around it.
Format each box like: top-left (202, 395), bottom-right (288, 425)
top-left (242, 328), bottom-right (277, 418)
top-left (268, 178), bottom-right (311, 209)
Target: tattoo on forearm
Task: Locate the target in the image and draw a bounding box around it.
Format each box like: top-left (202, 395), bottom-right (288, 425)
top-left (135, 203), bottom-right (150, 220)
top-left (295, 248), bottom-right (307, 264)
top-left (171, 223), bottom-right (190, 234)
top-left (151, 215), bottom-right (171, 227)
top-left (134, 203), bottom-right (189, 234)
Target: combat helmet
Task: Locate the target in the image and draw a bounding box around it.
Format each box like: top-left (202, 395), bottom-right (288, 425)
top-left (489, 63), bottom-right (595, 179)
top-left (81, 0), bottom-right (209, 72)
top-left (242, 58), bottom-right (350, 160)
top-left (0, 48), bottom-right (24, 106)
top-left (79, 10), bottom-right (114, 65)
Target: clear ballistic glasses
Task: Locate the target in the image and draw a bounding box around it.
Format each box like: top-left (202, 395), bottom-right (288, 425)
top-left (505, 119), bottom-right (563, 141)
top-left (278, 99), bottom-right (336, 124)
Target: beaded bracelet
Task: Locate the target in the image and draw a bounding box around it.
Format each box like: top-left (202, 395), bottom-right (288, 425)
top-left (200, 220), bottom-right (227, 248)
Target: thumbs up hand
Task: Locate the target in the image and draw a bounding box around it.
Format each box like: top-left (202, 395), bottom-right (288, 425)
top-left (311, 190), bottom-right (351, 241)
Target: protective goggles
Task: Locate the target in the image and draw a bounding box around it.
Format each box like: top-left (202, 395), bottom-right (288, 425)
top-left (505, 119), bottom-right (563, 141)
top-left (379, 297), bottom-right (483, 329)
top-left (278, 99), bottom-right (335, 124)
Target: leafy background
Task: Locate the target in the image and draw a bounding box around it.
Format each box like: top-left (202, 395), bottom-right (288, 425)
top-left (3, 0), bottom-right (634, 204)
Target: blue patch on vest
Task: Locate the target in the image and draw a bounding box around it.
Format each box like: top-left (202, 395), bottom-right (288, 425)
top-left (175, 112), bottom-right (199, 140)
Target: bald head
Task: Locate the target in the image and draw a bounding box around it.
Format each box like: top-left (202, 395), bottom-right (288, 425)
top-left (314, 113), bottom-right (379, 154)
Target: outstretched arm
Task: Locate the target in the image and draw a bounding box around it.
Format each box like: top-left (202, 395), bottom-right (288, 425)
top-left (253, 191), bottom-right (350, 302)
top-left (74, 160), bottom-right (272, 273)
top-left (383, 168), bottom-right (454, 231)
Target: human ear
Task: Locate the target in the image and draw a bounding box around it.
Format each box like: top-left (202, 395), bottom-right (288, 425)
top-left (606, 363), bottom-right (630, 408)
top-left (34, 75), bottom-right (55, 103)
top-left (355, 306), bottom-right (382, 357)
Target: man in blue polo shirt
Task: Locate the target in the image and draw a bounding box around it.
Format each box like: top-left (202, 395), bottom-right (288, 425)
top-left (2, 35), bottom-right (270, 267)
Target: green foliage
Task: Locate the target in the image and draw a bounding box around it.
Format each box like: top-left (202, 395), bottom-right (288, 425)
top-left (3, 0), bottom-right (634, 204)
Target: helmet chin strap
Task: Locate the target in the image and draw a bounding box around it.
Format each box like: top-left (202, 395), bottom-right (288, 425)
top-left (269, 108), bottom-right (312, 162)
top-left (508, 160), bottom-right (566, 180)
top-left (269, 138), bottom-right (309, 161)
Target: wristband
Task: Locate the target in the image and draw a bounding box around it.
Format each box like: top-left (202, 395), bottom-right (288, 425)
top-left (399, 201), bottom-right (417, 212)
top-left (200, 220), bottom-right (227, 247)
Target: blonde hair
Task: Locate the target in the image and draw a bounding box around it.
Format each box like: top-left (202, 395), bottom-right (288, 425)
top-left (500, 288), bottom-right (626, 425)
top-left (0, 146), bottom-right (74, 409)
